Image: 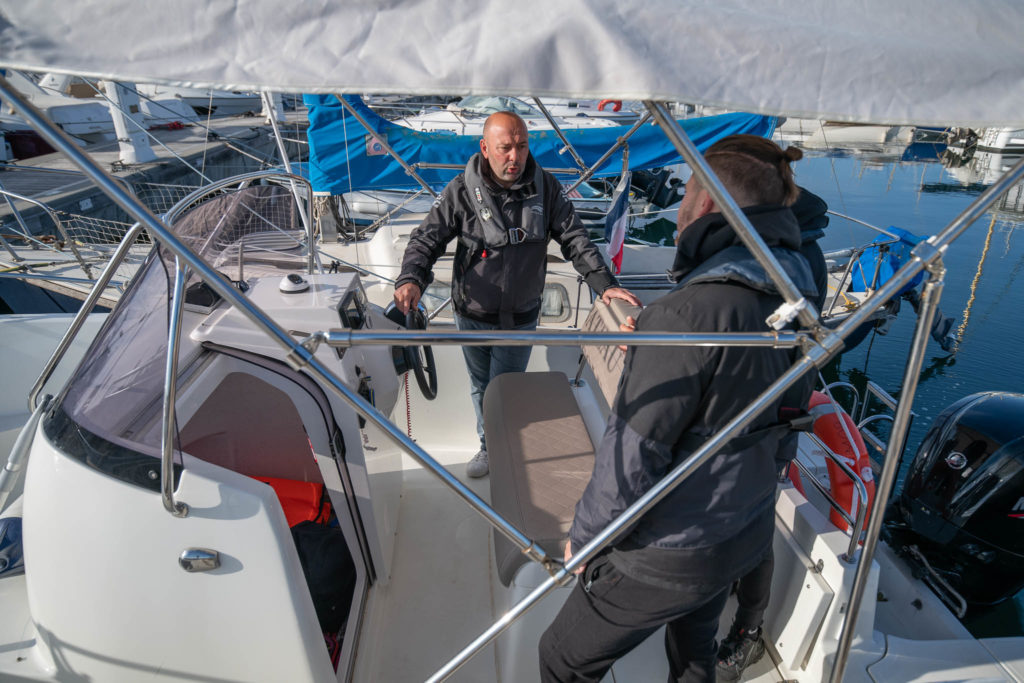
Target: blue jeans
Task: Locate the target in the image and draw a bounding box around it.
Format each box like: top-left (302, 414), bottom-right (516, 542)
top-left (455, 313), bottom-right (538, 450)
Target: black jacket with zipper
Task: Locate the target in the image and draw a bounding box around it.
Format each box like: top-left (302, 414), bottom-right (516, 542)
top-left (396, 152), bottom-right (618, 326)
top-left (569, 205), bottom-right (818, 589)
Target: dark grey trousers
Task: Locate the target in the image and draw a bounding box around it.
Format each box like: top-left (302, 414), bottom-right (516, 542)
top-left (538, 553), bottom-right (730, 683)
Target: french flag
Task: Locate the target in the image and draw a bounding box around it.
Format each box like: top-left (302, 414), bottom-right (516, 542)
top-left (604, 172), bottom-right (631, 275)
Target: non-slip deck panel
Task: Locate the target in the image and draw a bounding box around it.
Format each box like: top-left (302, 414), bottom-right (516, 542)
top-left (483, 371), bottom-right (595, 586)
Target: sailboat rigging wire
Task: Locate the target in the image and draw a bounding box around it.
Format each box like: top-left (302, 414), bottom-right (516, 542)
top-left (77, 80), bottom-right (214, 184)
top-left (261, 91), bottom-right (315, 272)
top-left (200, 90), bottom-right (214, 181)
top-left (121, 81), bottom-right (276, 165)
top-left (825, 210), bottom-right (900, 239)
top-left (818, 120), bottom-right (851, 219)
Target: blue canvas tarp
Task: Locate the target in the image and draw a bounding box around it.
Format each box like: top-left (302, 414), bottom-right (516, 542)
top-left (301, 95), bottom-right (776, 194)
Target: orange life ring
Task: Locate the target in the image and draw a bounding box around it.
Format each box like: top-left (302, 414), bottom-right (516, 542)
top-left (597, 99), bottom-right (622, 112)
top-left (808, 391), bottom-right (876, 533)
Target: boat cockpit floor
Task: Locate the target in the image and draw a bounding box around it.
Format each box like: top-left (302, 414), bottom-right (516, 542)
top-left (354, 444), bottom-right (784, 682)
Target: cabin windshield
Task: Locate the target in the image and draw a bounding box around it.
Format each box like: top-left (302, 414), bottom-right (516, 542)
top-left (45, 183), bottom-right (310, 482)
top-left (457, 95), bottom-right (537, 117)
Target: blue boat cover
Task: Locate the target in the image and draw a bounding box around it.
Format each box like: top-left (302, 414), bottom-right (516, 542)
top-left (850, 226), bottom-right (925, 295)
top-left (301, 95), bottom-right (777, 194)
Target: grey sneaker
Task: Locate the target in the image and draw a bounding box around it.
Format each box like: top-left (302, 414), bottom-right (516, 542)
top-left (716, 625), bottom-right (765, 681)
top-left (466, 449), bottom-right (489, 478)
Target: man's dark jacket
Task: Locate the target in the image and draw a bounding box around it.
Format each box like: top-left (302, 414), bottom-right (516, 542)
top-left (396, 153), bottom-right (618, 326)
top-left (569, 205), bottom-right (818, 589)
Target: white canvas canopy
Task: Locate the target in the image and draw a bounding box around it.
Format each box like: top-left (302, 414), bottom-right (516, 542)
top-left (1, 0), bottom-right (1023, 127)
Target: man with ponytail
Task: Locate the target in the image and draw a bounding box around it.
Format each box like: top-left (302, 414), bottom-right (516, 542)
top-left (540, 135), bottom-right (818, 682)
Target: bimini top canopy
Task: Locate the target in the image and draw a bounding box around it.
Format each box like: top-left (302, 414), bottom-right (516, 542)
top-left (1, 0), bottom-right (1023, 128)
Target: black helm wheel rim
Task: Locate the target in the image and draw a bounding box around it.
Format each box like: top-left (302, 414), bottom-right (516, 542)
top-left (404, 308), bottom-right (438, 400)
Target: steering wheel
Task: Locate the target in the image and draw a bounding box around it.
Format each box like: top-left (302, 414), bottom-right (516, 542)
top-left (404, 307), bottom-right (438, 400)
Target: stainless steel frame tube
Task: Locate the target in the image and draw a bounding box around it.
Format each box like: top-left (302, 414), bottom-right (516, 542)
top-left (531, 97), bottom-right (588, 172)
top-left (328, 328), bottom-right (807, 348)
top-left (827, 268), bottom-right (945, 682)
top-left (644, 101), bottom-right (820, 331)
top-left (335, 94), bottom-right (439, 199)
top-left (564, 112), bottom-right (651, 194)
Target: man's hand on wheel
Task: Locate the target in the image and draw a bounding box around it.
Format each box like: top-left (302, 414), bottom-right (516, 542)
top-left (394, 282), bottom-right (422, 314)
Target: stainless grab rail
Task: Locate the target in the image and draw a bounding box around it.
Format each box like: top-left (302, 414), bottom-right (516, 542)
top-left (792, 433), bottom-right (870, 562)
top-left (0, 188), bottom-right (93, 278)
top-left (161, 259), bottom-right (189, 516)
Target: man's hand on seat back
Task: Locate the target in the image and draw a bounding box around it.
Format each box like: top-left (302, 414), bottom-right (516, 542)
top-left (618, 315), bottom-right (637, 353)
top-left (601, 286), bottom-right (641, 307)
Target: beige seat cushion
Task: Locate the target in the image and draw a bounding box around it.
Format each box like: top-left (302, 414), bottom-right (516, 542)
top-left (483, 371), bottom-right (595, 586)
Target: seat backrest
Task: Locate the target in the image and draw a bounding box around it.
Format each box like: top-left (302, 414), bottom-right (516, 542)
top-left (581, 298), bottom-right (642, 408)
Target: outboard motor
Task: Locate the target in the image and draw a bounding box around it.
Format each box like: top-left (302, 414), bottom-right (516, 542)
top-left (886, 392), bottom-right (1024, 611)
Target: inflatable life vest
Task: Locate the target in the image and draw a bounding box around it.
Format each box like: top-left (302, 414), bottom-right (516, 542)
top-left (252, 476), bottom-right (332, 527)
top-left (808, 391), bottom-right (876, 532)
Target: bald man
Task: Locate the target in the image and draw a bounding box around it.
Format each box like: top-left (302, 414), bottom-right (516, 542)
top-left (395, 111), bottom-right (638, 478)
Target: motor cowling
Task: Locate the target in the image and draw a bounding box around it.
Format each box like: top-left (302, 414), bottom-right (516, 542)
top-left (888, 392), bottom-right (1024, 607)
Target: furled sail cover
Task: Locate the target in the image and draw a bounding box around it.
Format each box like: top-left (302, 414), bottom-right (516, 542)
top-left (303, 95), bottom-right (775, 194)
top-left (1, 0), bottom-right (1024, 126)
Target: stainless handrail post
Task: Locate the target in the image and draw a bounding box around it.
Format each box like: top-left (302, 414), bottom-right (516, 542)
top-left (827, 259), bottom-right (945, 683)
top-left (644, 101), bottom-right (820, 332)
top-left (28, 221), bottom-right (146, 411)
top-left (161, 258), bottom-right (189, 517)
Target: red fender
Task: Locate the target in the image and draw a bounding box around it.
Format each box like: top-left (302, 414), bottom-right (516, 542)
top-left (597, 99), bottom-right (622, 112)
top-left (808, 391), bottom-right (876, 533)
